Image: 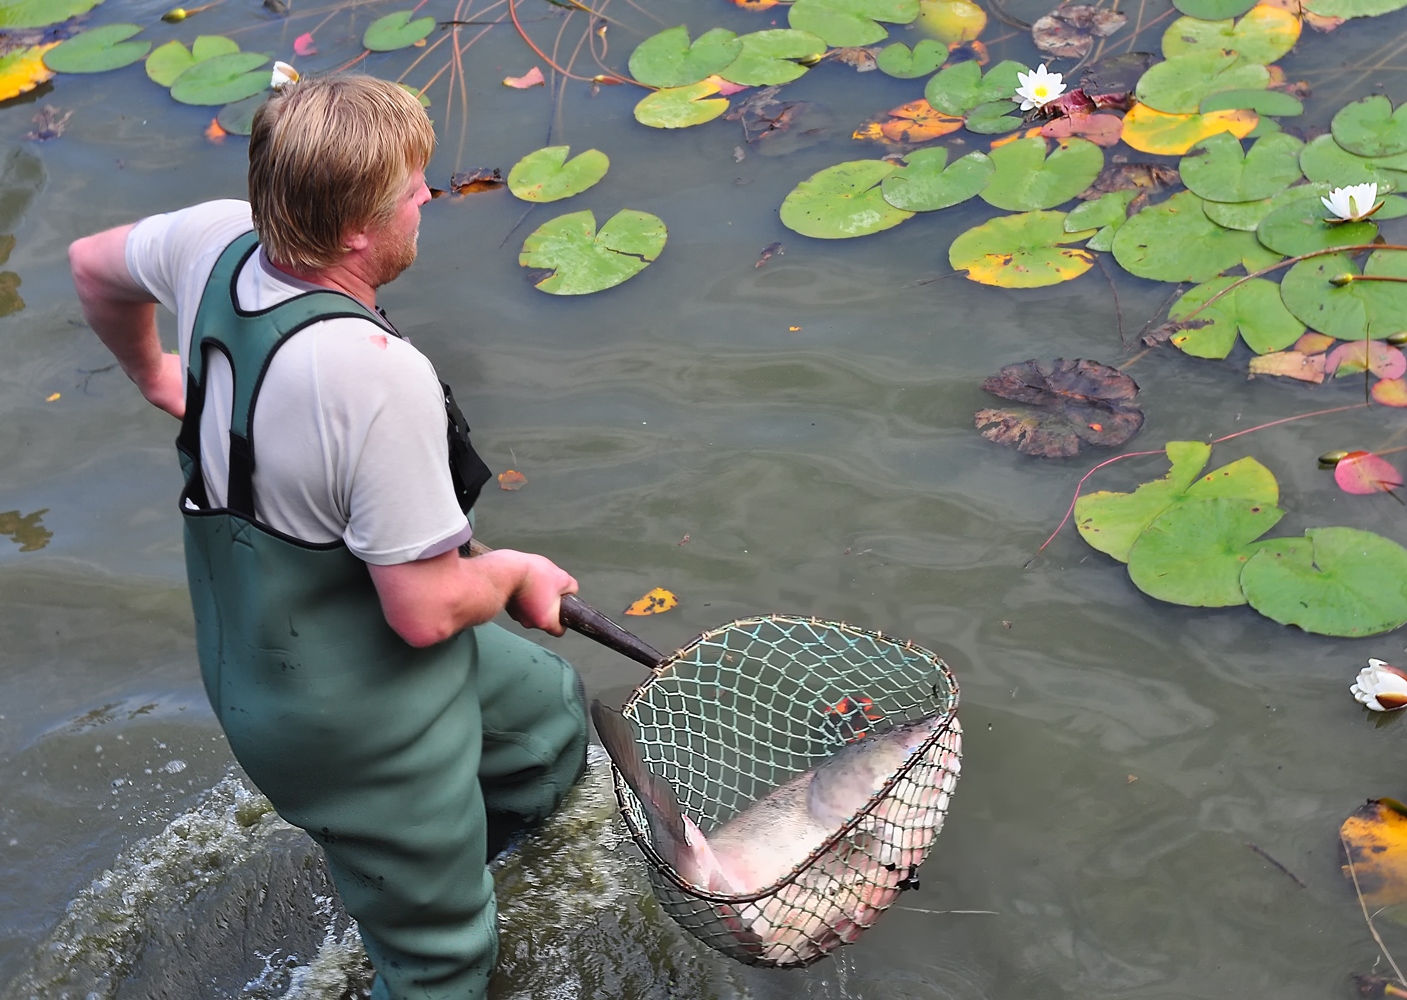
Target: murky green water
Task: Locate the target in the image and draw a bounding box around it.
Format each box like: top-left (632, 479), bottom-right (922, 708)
top-left (5, 0), bottom-right (1407, 995)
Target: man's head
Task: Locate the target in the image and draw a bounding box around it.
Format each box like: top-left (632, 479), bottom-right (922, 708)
top-left (248, 75), bottom-right (435, 273)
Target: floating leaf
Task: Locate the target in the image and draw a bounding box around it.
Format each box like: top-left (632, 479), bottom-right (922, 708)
top-left (1373, 377), bottom-right (1407, 405)
top-left (1162, 5), bottom-right (1301, 63)
top-left (915, 0), bottom-right (986, 41)
top-left (362, 11), bottom-right (436, 52)
top-left (1031, 5), bottom-right (1126, 60)
top-left (1242, 527), bottom-right (1407, 635)
top-left (1065, 188), bottom-right (1138, 250)
top-left (719, 29), bottom-right (827, 86)
top-left (1199, 88), bottom-right (1303, 116)
top-left (1121, 102), bottom-right (1257, 155)
top-left (625, 587), bottom-right (679, 615)
top-left (1040, 111), bottom-right (1123, 147)
top-left (1179, 131), bottom-right (1302, 202)
top-left (1325, 340), bottom-right (1407, 378)
top-left (1201, 180), bottom-right (1326, 230)
top-left (1335, 451), bottom-right (1404, 494)
top-left (1256, 195), bottom-right (1377, 257)
top-left (170, 51), bottom-right (270, 105)
top-left (43, 24), bottom-right (149, 73)
top-left (0, 43), bottom-right (54, 101)
top-left (788, 0), bottom-right (920, 46)
top-left (876, 38), bottom-right (947, 77)
top-left (294, 32), bottom-right (317, 56)
top-left (1279, 250), bottom-right (1407, 340)
top-left (1167, 277), bottom-right (1303, 357)
top-left (1304, 0), bottom-right (1407, 18)
top-left (963, 99), bottom-right (1025, 134)
top-left (519, 209), bottom-right (667, 295)
top-left (1112, 190), bottom-right (1266, 281)
top-left (145, 35), bottom-right (238, 87)
top-left (634, 80), bottom-right (730, 128)
top-left (628, 26), bottom-right (743, 88)
top-left (1127, 498), bottom-right (1283, 606)
top-left (974, 357), bottom-right (1141, 457)
top-left (1080, 161), bottom-right (1180, 198)
top-left (0, 508), bottom-right (48, 551)
top-left (880, 146), bottom-right (992, 210)
top-left (1080, 51), bottom-right (1158, 101)
top-left (1296, 331), bottom-right (1336, 353)
top-left (1173, 0), bottom-right (1258, 17)
top-left (1333, 95), bottom-right (1407, 158)
top-left (1341, 801), bottom-right (1407, 910)
top-left (215, 93), bottom-right (266, 136)
top-left (1248, 350), bottom-right (1326, 381)
top-left (507, 146), bottom-right (610, 202)
top-left (979, 136), bottom-right (1104, 211)
top-left (877, 98), bottom-right (963, 141)
top-left (503, 66), bottom-right (545, 88)
top-left (924, 59), bottom-right (1027, 116)
top-left (1299, 133), bottom-right (1407, 190)
top-left (781, 160), bottom-right (914, 238)
top-left (497, 469), bottom-right (527, 490)
top-left (951, 210), bottom-right (1094, 287)
top-left (0, 0), bottom-right (99, 29)
top-left (1135, 50), bottom-right (1270, 116)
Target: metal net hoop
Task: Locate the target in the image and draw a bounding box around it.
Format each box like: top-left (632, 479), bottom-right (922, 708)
top-left (610, 614), bottom-right (962, 967)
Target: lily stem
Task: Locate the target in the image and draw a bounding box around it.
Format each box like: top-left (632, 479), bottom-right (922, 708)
top-left (1179, 245), bottom-right (1407, 322)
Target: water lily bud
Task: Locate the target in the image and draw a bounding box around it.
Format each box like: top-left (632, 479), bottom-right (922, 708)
top-left (1329, 273), bottom-right (1357, 287)
top-left (1352, 658), bottom-right (1407, 711)
top-left (1319, 449), bottom-right (1350, 468)
top-left (161, 6), bottom-right (187, 21)
top-left (1388, 330), bottom-right (1407, 346)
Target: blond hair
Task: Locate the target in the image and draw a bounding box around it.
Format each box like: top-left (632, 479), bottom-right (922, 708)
top-left (248, 75), bottom-right (435, 270)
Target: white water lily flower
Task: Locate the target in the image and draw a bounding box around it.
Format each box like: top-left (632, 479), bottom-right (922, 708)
top-left (1013, 63), bottom-right (1066, 111)
top-left (271, 61), bottom-right (299, 90)
top-left (1322, 182), bottom-right (1381, 222)
top-left (1352, 657), bottom-right (1407, 711)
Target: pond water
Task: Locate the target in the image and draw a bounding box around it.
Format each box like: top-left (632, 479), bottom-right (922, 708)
top-left (4, 0), bottom-right (1407, 996)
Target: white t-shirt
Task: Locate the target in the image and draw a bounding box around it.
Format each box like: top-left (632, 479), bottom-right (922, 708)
top-left (126, 199), bottom-right (472, 565)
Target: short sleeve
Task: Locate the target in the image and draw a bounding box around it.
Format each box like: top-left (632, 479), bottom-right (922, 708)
top-left (125, 200), bottom-right (253, 316)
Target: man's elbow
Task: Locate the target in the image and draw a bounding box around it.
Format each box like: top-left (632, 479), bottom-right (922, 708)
top-left (384, 607), bottom-right (458, 648)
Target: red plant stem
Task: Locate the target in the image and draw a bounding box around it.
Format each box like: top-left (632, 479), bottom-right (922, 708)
top-left (509, 0), bottom-right (610, 83)
top-left (1180, 244), bottom-right (1407, 320)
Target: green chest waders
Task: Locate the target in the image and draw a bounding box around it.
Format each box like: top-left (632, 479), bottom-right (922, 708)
top-left (178, 233), bottom-right (587, 1000)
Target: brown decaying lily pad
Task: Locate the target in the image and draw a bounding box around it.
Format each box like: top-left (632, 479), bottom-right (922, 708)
top-left (1079, 162), bottom-right (1180, 199)
top-left (450, 168), bottom-right (504, 195)
top-left (1031, 5), bottom-right (1127, 60)
top-left (1079, 52), bottom-right (1157, 106)
top-left (975, 358), bottom-right (1144, 458)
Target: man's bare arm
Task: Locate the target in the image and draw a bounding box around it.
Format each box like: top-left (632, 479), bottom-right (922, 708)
top-left (368, 547), bottom-right (578, 647)
top-left (69, 224), bottom-right (185, 418)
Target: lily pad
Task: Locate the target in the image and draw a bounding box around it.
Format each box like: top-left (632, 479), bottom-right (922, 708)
top-left (1134, 50), bottom-right (1269, 116)
top-left (519, 209), bottom-right (667, 296)
top-left (915, 0), bottom-right (987, 43)
top-left (634, 80), bottom-right (729, 128)
top-left (1304, 0), bottom-right (1407, 18)
top-left (1279, 250), bottom-right (1407, 340)
top-left (146, 36), bottom-right (239, 87)
top-left (43, 24), bottom-right (149, 73)
top-left (980, 136), bottom-right (1104, 211)
top-left (1161, 6), bottom-right (1301, 64)
top-left (1065, 188), bottom-right (1137, 251)
top-left (1242, 527), bottom-right (1407, 636)
top-left (880, 146), bottom-right (993, 211)
top-left (975, 357), bottom-right (1141, 457)
top-left (1202, 181), bottom-right (1327, 230)
top-left (1326, 340), bottom-right (1407, 378)
top-left (0, 0), bottom-right (98, 28)
top-left (215, 93), bottom-right (266, 137)
top-left (1179, 131), bottom-right (1302, 202)
top-left (1032, 5), bottom-right (1127, 61)
top-left (719, 29), bottom-right (827, 86)
top-left (1258, 197), bottom-right (1378, 257)
top-left (507, 146), bottom-right (610, 203)
top-left (965, 99), bottom-right (1026, 134)
top-left (169, 52), bottom-right (270, 106)
top-left (950, 211), bottom-right (1095, 288)
top-left (628, 26), bottom-right (742, 88)
top-left (1333, 96), bottom-right (1407, 158)
top-left (1167, 277), bottom-right (1303, 357)
top-left (363, 11), bottom-right (436, 52)
top-left (1199, 89), bottom-right (1303, 116)
top-left (781, 160), bottom-right (914, 238)
top-left (1172, 0), bottom-right (1258, 19)
top-left (1299, 133), bottom-right (1407, 191)
top-left (788, 0), bottom-right (920, 46)
top-left (1127, 498), bottom-right (1283, 607)
top-left (1121, 103), bottom-right (1257, 155)
top-left (1111, 190), bottom-right (1266, 281)
top-left (876, 38), bottom-right (947, 77)
top-left (924, 59), bottom-right (1027, 116)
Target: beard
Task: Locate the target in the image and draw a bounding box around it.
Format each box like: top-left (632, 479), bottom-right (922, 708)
top-left (368, 221), bottom-right (419, 288)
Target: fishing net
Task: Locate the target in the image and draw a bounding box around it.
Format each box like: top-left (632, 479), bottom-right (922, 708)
top-left (609, 614), bottom-right (962, 967)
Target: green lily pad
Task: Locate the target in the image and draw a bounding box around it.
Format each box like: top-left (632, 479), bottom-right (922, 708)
top-left (146, 36), bottom-right (239, 87)
top-left (1161, 7), bottom-right (1300, 64)
top-left (1167, 276), bottom-right (1303, 357)
top-left (0, 0), bottom-right (99, 29)
top-left (876, 39), bottom-right (947, 78)
top-left (949, 210), bottom-right (1095, 288)
top-left (1111, 190), bottom-right (1268, 282)
top-left (1134, 50), bottom-right (1269, 116)
top-left (634, 80), bottom-right (729, 128)
top-left (788, 0), bottom-right (920, 46)
top-left (1202, 181), bottom-right (1327, 230)
top-left (43, 24), bottom-right (149, 73)
top-left (1300, 133), bottom-right (1407, 191)
top-left (1075, 442), bottom-right (1278, 562)
top-left (1304, 0), bottom-right (1407, 19)
top-left (1179, 131), bottom-right (1302, 202)
top-left (1279, 250), bottom-right (1407, 341)
top-left (1065, 189), bottom-right (1138, 251)
top-left (1333, 95), bottom-right (1407, 158)
top-left (1172, 0), bottom-right (1258, 19)
top-left (1199, 89), bottom-right (1303, 116)
top-left (519, 209), bottom-right (667, 295)
top-left (363, 11), bottom-right (436, 52)
top-left (979, 136), bottom-right (1103, 211)
top-left (924, 59), bottom-right (1027, 116)
top-left (215, 93), bottom-right (266, 137)
top-left (964, 98), bottom-right (1025, 134)
top-left (880, 146), bottom-right (993, 211)
top-left (718, 29), bottom-right (827, 86)
top-left (1256, 198), bottom-right (1377, 257)
top-left (1242, 527), bottom-right (1407, 636)
top-left (507, 146), bottom-right (610, 203)
top-left (1127, 498), bottom-right (1284, 607)
top-left (169, 52), bottom-right (270, 106)
top-left (628, 26), bottom-right (742, 88)
top-left (781, 160), bottom-right (914, 238)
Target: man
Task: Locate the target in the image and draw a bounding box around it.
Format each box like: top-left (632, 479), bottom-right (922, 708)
top-left (67, 75), bottom-right (588, 999)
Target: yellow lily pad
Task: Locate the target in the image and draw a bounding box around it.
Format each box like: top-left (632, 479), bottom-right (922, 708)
top-left (1120, 102), bottom-right (1258, 155)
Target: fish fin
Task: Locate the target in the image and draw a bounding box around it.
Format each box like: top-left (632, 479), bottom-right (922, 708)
top-left (591, 701), bottom-right (694, 872)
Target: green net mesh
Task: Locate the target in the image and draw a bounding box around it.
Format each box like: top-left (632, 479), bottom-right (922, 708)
top-left (609, 614), bottom-right (962, 967)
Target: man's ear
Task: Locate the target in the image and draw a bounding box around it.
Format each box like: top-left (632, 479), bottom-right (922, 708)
top-left (343, 228), bottom-right (371, 253)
